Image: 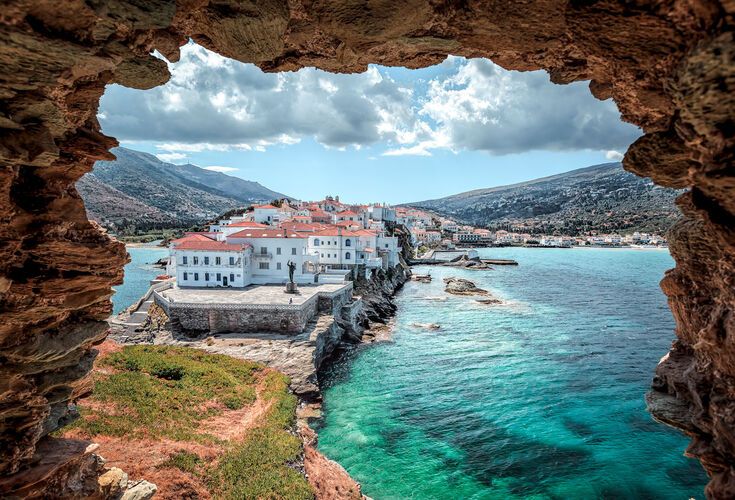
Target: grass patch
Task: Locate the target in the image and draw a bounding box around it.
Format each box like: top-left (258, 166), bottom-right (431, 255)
top-left (210, 371), bottom-right (313, 499)
top-left (160, 451), bottom-right (203, 475)
top-left (62, 345), bottom-right (313, 498)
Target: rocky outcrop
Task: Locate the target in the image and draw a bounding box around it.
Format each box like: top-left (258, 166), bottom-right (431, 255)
top-left (443, 277), bottom-right (489, 296)
top-left (0, 2), bottom-right (734, 497)
top-left (353, 263), bottom-right (410, 324)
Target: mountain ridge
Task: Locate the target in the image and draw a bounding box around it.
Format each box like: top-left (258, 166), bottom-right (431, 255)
top-left (407, 162), bottom-right (682, 235)
top-left (78, 147), bottom-right (287, 230)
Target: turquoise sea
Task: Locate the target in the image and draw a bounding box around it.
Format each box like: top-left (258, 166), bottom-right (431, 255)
top-left (112, 247), bottom-right (168, 314)
top-left (315, 248), bottom-right (708, 499)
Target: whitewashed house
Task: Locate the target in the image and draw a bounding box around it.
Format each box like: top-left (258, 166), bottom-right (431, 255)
top-left (227, 228), bottom-right (317, 284)
top-left (252, 204), bottom-right (290, 224)
top-left (169, 235), bottom-right (252, 288)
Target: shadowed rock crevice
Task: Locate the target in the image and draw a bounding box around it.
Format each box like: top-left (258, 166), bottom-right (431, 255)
top-left (1, 1), bottom-right (734, 497)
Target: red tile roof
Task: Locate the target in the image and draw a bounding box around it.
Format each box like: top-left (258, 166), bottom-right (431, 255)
top-left (174, 240), bottom-right (248, 251)
top-left (252, 204), bottom-right (280, 210)
top-left (337, 210), bottom-right (360, 217)
top-left (227, 229), bottom-right (307, 239)
top-left (311, 228), bottom-right (377, 237)
top-left (280, 222), bottom-right (327, 232)
top-left (170, 233), bottom-right (216, 245)
top-left (228, 221), bottom-right (269, 228)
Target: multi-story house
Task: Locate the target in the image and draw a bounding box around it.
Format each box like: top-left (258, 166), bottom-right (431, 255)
top-left (170, 229), bottom-right (317, 288)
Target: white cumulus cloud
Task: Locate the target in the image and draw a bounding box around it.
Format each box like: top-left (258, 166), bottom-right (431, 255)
top-left (203, 165), bottom-right (239, 173)
top-left (99, 43), bottom-right (641, 157)
top-left (155, 152), bottom-right (187, 163)
top-left (605, 150), bottom-right (625, 161)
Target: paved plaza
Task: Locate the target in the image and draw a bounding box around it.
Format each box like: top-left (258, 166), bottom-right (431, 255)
top-left (160, 283), bottom-right (350, 306)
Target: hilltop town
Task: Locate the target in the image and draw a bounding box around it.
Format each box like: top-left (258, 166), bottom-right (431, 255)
top-left (163, 196), bottom-right (668, 297)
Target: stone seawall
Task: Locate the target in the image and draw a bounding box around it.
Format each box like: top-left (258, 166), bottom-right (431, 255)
top-left (153, 284), bottom-right (354, 336)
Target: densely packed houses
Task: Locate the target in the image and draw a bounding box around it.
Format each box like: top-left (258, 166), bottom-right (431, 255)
top-left (168, 197), bottom-right (403, 288)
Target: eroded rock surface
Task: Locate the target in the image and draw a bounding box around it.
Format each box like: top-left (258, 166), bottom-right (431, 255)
top-left (443, 277), bottom-right (489, 296)
top-left (1, 1), bottom-right (734, 497)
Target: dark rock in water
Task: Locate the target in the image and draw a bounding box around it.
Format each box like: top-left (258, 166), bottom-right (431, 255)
top-left (411, 322), bottom-right (441, 330)
top-left (443, 277), bottom-right (489, 296)
top-left (476, 298), bottom-right (503, 305)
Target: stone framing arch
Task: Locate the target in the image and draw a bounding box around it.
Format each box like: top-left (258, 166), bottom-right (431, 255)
top-left (0, 1), bottom-right (733, 497)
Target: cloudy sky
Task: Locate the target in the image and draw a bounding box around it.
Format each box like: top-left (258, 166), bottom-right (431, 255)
top-left (99, 42), bottom-right (640, 203)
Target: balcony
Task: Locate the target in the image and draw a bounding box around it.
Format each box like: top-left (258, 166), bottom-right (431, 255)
top-left (179, 260), bottom-right (241, 267)
top-left (252, 252), bottom-right (272, 260)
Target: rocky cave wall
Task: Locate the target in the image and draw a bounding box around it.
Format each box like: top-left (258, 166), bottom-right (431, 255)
top-left (0, 0), bottom-right (733, 497)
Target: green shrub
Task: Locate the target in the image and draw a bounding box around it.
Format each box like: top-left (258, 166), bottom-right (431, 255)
top-left (149, 362), bottom-right (185, 380)
top-left (160, 451), bottom-right (202, 474)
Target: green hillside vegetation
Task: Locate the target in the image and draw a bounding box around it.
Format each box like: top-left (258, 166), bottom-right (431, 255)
top-left (60, 345), bottom-right (313, 499)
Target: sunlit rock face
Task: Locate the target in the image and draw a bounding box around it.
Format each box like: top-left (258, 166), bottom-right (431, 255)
top-left (0, 0), bottom-right (733, 496)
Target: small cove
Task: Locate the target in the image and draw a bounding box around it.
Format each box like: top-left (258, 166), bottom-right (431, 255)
top-left (314, 247), bottom-right (707, 499)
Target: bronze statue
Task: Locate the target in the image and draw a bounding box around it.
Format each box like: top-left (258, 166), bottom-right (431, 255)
top-left (287, 260), bottom-right (296, 283)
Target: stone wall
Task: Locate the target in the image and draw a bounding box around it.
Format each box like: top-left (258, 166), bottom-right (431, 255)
top-left (154, 284), bottom-right (354, 335)
top-left (172, 301), bottom-right (318, 335)
top-left (0, 1), bottom-right (734, 497)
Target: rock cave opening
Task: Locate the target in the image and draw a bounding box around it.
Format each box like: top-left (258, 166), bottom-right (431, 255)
top-left (1, 2), bottom-right (733, 498)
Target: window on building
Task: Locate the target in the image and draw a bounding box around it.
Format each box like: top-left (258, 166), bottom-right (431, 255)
top-left (276, 247), bottom-right (281, 255)
top-left (385, 244), bottom-right (389, 248)
top-left (345, 239), bottom-right (351, 246)
top-left (193, 256), bottom-right (199, 265)
top-left (215, 256), bottom-right (221, 265)
top-left (230, 273), bottom-right (234, 282)
top-left (204, 256), bottom-right (209, 265)
top-left (260, 247), bottom-right (267, 255)
top-left (183, 272), bottom-right (188, 280)
top-left (314, 239), bottom-right (320, 246)
top-left (321, 253), bottom-right (324, 258)
top-left (259, 262), bottom-right (269, 270)
top-left (205, 272), bottom-right (209, 280)
top-left (194, 272), bottom-right (199, 280)
top-left (277, 262), bottom-right (281, 270)
top-left (229, 256), bottom-right (235, 265)
top-left (216, 273), bottom-right (221, 281)
top-left (182, 256), bottom-right (187, 265)
top-left (345, 252), bottom-right (351, 260)
top-left (291, 247), bottom-right (296, 255)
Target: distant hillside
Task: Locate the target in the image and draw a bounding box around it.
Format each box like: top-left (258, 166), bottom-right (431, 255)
top-left (78, 147), bottom-right (287, 230)
top-left (409, 163), bottom-right (682, 235)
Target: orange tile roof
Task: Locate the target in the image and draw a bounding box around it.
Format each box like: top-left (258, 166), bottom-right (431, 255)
top-left (174, 239), bottom-right (248, 251)
top-left (312, 228), bottom-right (377, 237)
top-left (252, 204), bottom-right (280, 210)
top-left (337, 210), bottom-right (360, 217)
top-left (228, 221), bottom-right (269, 228)
top-left (228, 229), bottom-right (307, 239)
top-left (170, 233), bottom-right (216, 245)
top-left (280, 222), bottom-right (327, 232)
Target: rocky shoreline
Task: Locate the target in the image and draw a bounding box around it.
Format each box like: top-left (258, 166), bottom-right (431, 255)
top-left (107, 262), bottom-right (410, 498)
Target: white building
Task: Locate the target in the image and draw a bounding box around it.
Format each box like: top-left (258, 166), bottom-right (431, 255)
top-left (227, 228), bottom-right (317, 284)
top-left (440, 220), bottom-right (459, 233)
top-left (169, 235), bottom-right (251, 288)
top-left (368, 204), bottom-right (396, 223)
top-left (252, 204), bottom-right (291, 224)
top-left (306, 228), bottom-right (397, 270)
top-left (170, 229), bottom-right (318, 288)
top-left (453, 232), bottom-right (482, 244)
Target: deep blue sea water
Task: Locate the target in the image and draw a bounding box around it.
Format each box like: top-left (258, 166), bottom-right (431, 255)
top-left (112, 247), bottom-right (168, 314)
top-left (315, 248), bottom-right (708, 499)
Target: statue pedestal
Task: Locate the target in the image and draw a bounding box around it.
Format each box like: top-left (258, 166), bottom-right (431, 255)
top-left (285, 282), bottom-right (298, 294)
